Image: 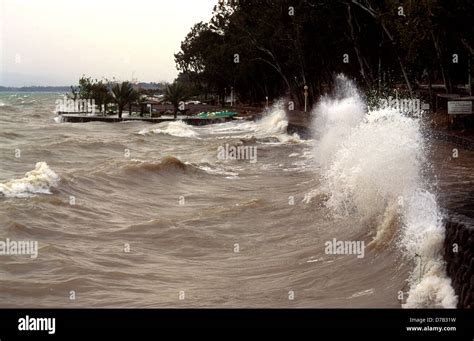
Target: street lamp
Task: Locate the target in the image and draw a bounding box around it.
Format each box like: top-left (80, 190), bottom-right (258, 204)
top-left (266, 96), bottom-right (269, 108)
top-left (304, 85), bottom-right (309, 112)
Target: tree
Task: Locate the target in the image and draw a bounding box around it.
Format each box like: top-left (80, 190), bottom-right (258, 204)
top-left (111, 81), bottom-right (136, 119)
top-left (70, 76), bottom-right (113, 114)
top-left (91, 81), bottom-right (113, 114)
top-left (164, 82), bottom-right (189, 119)
top-left (175, 0), bottom-right (474, 108)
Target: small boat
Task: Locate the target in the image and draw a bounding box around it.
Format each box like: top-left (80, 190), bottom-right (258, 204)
top-left (196, 111), bottom-right (238, 118)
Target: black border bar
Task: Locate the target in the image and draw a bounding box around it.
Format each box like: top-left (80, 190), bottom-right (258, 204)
top-left (0, 309), bottom-right (472, 337)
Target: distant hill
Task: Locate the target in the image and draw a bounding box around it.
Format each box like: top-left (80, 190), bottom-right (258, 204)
top-left (136, 82), bottom-right (167, 90)
top-left (0, 86), bottom-right (72, 92)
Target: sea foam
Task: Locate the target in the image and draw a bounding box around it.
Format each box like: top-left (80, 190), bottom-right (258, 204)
top-left (0, 162), bottom-right (60, 198)
top-left (139, 121), bottom-right (199, 138)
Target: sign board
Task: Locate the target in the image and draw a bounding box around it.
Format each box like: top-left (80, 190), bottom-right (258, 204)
top-left (448, 101), bottom-right (472, 115)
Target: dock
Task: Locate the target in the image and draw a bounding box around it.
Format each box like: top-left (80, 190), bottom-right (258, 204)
top-left (58, 114), bottom-right (237, 126)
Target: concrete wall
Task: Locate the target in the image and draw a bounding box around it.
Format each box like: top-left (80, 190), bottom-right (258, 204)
top-left (444, 217), bottom-right (474, 308)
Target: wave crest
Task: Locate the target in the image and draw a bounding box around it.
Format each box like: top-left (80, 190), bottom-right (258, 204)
top-left (122, 156), bottom-right (188, 174)
top-left (139, 121), bottom-right (199, 138)
top-left (0, 162), bottom-right (60, 198)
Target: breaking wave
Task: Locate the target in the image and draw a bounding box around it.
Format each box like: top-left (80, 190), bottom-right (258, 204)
top-left (312, 75), bottom-right (457, 308)
top-left (209, 101), bottom-right (301, 143)
top-left (139, 121), bottom-right (199, 138)
top-left (0, 162), bottom-right (60, 198)
top-left (137, 101), bottom-right (300, 143)
top-left (254, 101), bottom-right (289, 136)
top-left (232, 100), bottom-right (300, 143)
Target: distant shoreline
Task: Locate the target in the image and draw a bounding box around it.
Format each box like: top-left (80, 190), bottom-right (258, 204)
top-left (0, 83), bottom-right (166, 92)
top-left (0, 86), bottom-right (72, 92)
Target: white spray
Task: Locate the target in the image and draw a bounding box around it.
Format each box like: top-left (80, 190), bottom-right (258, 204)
top-left (312, 75), bottom-right (457, 308)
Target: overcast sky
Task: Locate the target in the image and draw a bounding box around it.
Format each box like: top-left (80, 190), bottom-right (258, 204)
top-left (0, 0), bottom-right (217, 86)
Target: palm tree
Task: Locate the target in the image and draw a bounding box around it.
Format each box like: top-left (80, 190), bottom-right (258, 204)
top-left (164, 82), bottom-right (189, 119)
top-left (111, 81), bottom-right (136, 118)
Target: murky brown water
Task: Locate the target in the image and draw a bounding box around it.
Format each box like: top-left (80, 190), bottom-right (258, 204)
top-left (0, 92), bottom-right (469, 308)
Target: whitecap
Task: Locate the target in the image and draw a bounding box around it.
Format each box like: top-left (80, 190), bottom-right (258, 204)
top-left (0, 162), bottom-right (60, 198)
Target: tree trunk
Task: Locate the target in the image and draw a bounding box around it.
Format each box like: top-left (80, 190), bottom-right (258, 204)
top-left (431, 30), bottom-right (449, 93)
top-left (247, 33), bottom-right (294, 99)
top-left (347, 3), bottom-right (368, 84)
top-left (351, 0), bottom-right (413, 96)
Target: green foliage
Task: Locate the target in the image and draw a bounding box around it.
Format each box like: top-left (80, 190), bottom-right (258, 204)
top-left (164, 82), bottom-right (190, 118)
top-left (175, 0), bottom-right (474, 107)
top-left (69, 76), bottom-right (113, 113)
top-left (111, 81), bottom-right (138, 118)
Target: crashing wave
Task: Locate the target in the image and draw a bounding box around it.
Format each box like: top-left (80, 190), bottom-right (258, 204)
top-left (139, 121), bottom-right (199, 138)
top-left (312, 74), bottom-right (457, 308)
top-left (0, 162), bottom-right (60, 198)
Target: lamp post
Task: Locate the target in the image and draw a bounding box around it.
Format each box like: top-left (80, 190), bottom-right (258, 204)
top-left (266, 96), bottom-right (269, 108)
top-left (304, 85), bottom-right (309, 112)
